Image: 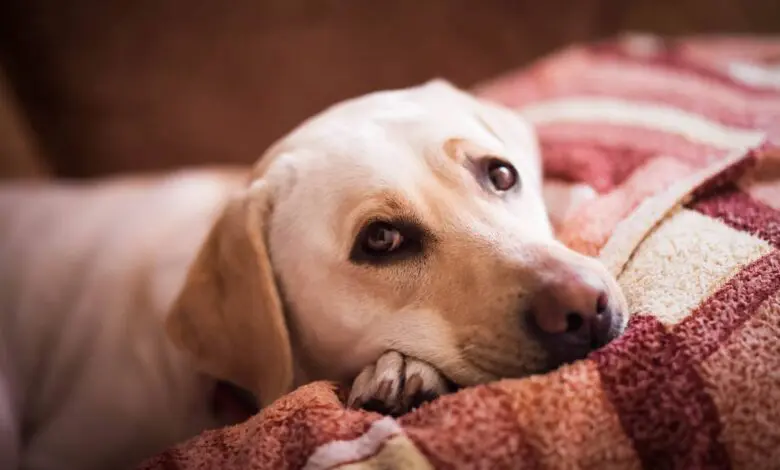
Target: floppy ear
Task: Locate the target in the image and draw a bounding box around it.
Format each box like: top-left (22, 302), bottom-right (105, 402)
top-left (166, 180), bottom-right (292, 408)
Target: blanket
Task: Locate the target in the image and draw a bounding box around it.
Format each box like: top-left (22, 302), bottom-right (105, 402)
top-left (139, 34), bottom-right (780, 470)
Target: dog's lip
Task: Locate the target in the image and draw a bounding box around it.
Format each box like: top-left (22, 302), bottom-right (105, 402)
top-left (542, 345), bottom-right (591, 370)
top-left (450, 318), bottom-right (625, 386)
top-left (541, 323), bottom-right (625, 370)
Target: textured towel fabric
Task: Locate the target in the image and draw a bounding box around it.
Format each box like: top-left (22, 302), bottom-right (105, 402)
top-left (138, 35), bottom-right (780, 470)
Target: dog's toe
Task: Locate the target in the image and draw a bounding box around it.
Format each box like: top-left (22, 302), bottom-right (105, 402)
top-left (347, 351), bottom-right (404, 414)
top-left (400, 358), bottom-right (449, 411)
top-left (348, 351), bottom-right (448, 416)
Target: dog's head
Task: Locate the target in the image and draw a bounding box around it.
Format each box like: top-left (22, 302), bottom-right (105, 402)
top-left (166, 80), bottom-right (628, 407)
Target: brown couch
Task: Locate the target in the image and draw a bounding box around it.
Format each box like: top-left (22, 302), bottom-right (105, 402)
top-left (1, 0), bottom-right (778, 179)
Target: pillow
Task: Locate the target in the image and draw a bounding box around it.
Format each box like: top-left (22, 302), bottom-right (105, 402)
top-left (139, 34), bottom-right (780, 470)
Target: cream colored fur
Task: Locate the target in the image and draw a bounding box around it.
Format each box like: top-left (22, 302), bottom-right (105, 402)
top-left (0, 80), bottom-right (623, 470)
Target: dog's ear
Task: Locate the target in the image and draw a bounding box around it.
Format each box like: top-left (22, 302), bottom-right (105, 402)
top-left (166, 180), bottom-right (292, 408)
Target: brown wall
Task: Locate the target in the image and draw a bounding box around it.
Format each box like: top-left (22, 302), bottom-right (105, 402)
top-left (1, 0), bottom-right (778, 178)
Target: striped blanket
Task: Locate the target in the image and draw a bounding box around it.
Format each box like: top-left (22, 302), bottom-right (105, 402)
top-left (139, 35), bottom-right (780, 470)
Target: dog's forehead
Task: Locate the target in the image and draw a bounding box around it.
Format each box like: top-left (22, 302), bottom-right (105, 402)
top-left (267, 84), bottom-right (548, 246)
top-left (281, 88), bottom-right (501, 179)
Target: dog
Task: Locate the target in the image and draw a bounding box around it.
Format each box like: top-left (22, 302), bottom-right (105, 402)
top-left (0, 80), bottom-right (627, 470)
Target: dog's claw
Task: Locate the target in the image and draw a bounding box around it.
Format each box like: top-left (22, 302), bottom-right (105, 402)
top-left (347, 351), bottom-right (449, 416)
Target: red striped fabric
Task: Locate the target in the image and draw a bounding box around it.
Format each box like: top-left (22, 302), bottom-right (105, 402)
top-left (139, 35), bottom-right (780, 470)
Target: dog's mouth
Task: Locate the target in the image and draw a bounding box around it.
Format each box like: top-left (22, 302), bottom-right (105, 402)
top-left (542, 322), bottom-right (626, 372)
top-left (455, 323), bottom-right (625, 385)
top-left (538, 332), bottom-right (620, 368)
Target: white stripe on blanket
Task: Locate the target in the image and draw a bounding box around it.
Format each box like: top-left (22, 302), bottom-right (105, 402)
top-left (303, 416), bottom-right (403, 470)
top-left (519, 97), bottom-right (765, 150)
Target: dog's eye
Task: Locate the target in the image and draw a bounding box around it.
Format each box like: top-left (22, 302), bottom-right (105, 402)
top-left (350, 220), bottom-right (425, 264)
top-left (486, 160), bottom-right (519, 192)
top-left (363, 222), bottom-right (403, 254)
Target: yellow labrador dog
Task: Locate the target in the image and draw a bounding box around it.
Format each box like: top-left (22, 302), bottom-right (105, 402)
top-left (0, 80), bottom-right (627, 470)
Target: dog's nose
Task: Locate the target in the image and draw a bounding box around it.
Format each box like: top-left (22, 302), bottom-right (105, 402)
top-left (525, 270), bottom-right (616, 359)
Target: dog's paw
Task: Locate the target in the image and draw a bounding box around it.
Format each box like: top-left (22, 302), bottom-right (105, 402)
top-left (347, 351), bottom-right (450, 416)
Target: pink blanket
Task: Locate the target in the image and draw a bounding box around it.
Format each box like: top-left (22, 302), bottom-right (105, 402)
top-left (140, 35), bottom-right (780, 469)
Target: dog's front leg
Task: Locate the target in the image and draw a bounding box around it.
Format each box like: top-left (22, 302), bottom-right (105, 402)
top-left (0, 368), bottom-right (19, 469)
top-left (346, 351), bottom-right (450, 416)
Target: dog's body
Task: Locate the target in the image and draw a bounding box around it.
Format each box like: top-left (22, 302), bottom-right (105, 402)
top-left (0, 172), bottom-right (246, 469)
top-left (0, 81), bottom-right (626, 470)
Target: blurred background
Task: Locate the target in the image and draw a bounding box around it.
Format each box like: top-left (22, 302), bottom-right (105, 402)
top-left (0, 0), bottom-right (778, 179)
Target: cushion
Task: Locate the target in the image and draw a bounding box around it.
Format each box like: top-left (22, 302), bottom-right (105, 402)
top-left (138, 34), bottom-right (780, 470)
